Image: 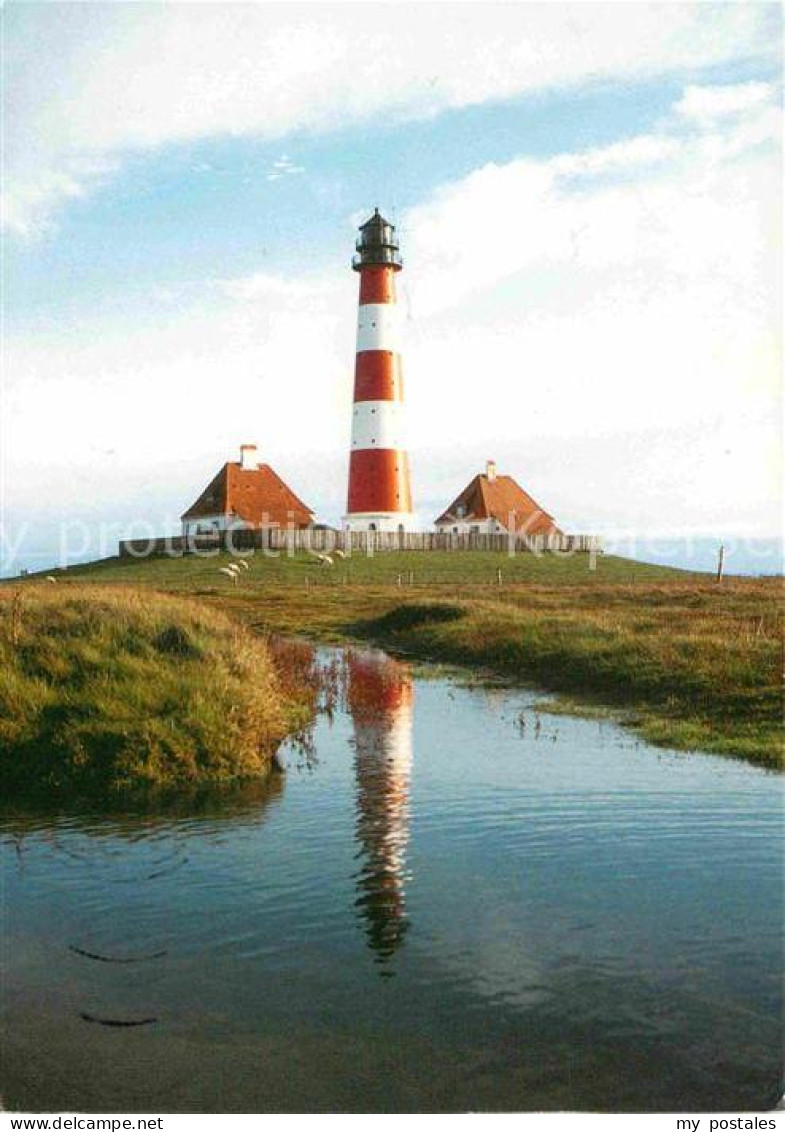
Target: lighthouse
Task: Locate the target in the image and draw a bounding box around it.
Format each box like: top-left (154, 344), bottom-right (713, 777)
top-left (344, 209), bottom-right (414, 532)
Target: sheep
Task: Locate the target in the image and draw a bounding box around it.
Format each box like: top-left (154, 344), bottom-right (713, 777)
top-left (334, 549), bottom-right (346, 560)
top-left (218, 567), bottom-right (238, 584)
top-left (45, 576), bottom-right (58, 584)
top-left (307, 550), bottom-right (333, 566)
top-left (236, 559), bottom-right (250, 571)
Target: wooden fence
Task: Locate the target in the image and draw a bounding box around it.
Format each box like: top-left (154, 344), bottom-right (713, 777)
top-left (119, 529), bottom-right (603, 558)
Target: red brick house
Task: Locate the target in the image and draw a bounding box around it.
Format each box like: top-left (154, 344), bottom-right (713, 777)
top-left (435, 461), bottom-right (561, 537)
top-left (181, 445), bottom-right (314, 536)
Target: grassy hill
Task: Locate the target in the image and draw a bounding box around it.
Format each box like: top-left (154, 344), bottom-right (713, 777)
top-left (8, 548), bottom-right (783, 768)
top-left (63, 546), bottom-right (687, 588)
top-left (0, 585), bottom-right (313, 799)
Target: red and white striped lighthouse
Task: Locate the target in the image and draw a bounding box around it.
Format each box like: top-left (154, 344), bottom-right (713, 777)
top-left (344, 209), bottom-right (414, 532)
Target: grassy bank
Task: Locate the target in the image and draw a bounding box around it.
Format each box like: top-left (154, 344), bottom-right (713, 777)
top-left (0, 586), bottom-right (312, 799)
top-left (221, 577), bottom-right (781, 767)
top-left (363, 591), bottom-right (781, 765)
top-left (11, 550), bottom-right (784, 768)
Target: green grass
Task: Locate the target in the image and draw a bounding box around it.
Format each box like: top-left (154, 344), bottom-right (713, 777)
top-left (349, 593), bottom-right (782, 766)
top-left (61, 547), bottom-right (688, 589)
top-left (0, 585), bottom-right (313, 799)
top-left (10, 549), bottom-right (784, 768)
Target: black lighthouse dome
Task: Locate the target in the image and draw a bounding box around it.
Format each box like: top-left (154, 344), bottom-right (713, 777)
top-left (352, 208), bottom-right (403, 271)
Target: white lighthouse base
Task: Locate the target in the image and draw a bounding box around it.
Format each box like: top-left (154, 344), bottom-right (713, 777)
top-left (343, 512), bottom-right (417, 533)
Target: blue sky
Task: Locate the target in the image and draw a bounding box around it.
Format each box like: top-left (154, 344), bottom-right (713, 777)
top-left (6, 74), bottom-right (697, 327)
top-left (3, 2), bottom-right (782, 574)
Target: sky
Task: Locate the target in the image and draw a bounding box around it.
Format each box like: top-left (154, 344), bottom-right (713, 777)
top-left (3, 1), bottom-right (782, 575)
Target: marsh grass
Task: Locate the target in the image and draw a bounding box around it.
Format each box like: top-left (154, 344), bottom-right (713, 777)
top-left (347, 587), bottom-right (783, 766)
top-left (226, 577), bottom-right (782, 767)
top-left (0, 585), bottom-right (312, 799)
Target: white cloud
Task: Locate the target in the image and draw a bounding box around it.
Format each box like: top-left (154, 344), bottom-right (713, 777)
top-left (212, 271), bottom-right (326, 303)
top-left (4, 275), bottom-right (355, 512)
top-left (402, 88), bottom-right (780, 319)
top-left (266, 153), bottom-right (306, 181)
top-left (675, 80), bottom-right (776, 124)
top-left (393, 86), bottom-right (781, 533)
top-left (3, 3), bottom-right (778, 234)
top-left (550, 134), bottom-right (682, 178)
top-left (2, 156), bottom-right (119, 238)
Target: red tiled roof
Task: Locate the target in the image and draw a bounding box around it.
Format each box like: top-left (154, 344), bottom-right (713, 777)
top-left (435, 473), bottom-right (561, 536)
top-left (181, 462), bottom-right (314, 527)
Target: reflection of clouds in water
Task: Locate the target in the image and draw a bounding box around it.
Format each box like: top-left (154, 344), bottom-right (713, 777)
top-left (409, 825), bottom-right (553, 1011)
top-left (347, 649), bottom-right (413, 970)
top-left (398, 680), bottom-right (554, 1009)
top-left (467, 684), bottom-right (563, 743)
top-left (437, 924), bottom-right (551, 1013)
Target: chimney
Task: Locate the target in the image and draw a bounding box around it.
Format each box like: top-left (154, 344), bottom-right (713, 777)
top-left (486, 460), bottom-right (497, 482)
top-left (239, 444), bottom-right (258, 471)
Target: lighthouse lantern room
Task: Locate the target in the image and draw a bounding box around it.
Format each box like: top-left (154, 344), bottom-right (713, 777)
top-left (344, 209), bottom-right (415, 533)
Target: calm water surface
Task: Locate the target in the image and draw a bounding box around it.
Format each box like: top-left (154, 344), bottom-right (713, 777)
top-left (1, 643), bottom-right (782, 1112)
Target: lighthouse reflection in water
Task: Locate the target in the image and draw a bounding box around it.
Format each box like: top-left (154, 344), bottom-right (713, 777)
top-left (346, 648), bottom-right (413, 971)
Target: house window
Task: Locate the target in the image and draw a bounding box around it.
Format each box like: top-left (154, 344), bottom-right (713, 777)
top-left (470, 525), bottom-right (480, 534)
top-left (456, 504), bottom-right (465, 518)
